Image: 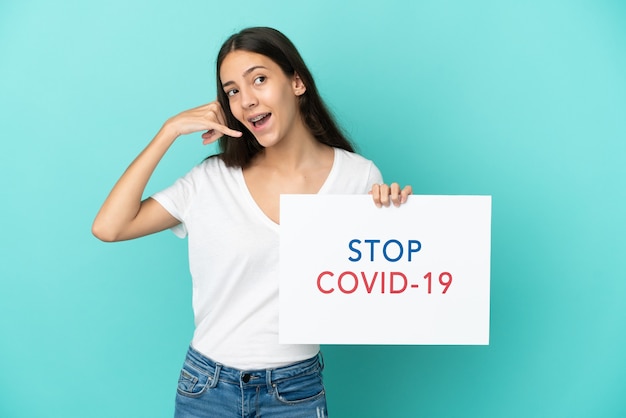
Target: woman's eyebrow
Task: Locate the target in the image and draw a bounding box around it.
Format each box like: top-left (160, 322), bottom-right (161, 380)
top-left (222, 65), bottom-right (268, 88)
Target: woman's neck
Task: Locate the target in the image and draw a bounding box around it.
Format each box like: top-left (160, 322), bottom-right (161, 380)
top-left (252, 123), bottom-right (329, 172)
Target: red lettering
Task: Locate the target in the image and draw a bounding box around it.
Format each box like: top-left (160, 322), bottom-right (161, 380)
top-left (317, 270), bottom-right (417, 295)
top-left (338, 271), bottom-right (358, 294)
top-left (317, 271), bottom-right (334, 294)
top-left (360, 271), bottom-right (377, 293)
top-left (390, 272), bottom-right (408, 294)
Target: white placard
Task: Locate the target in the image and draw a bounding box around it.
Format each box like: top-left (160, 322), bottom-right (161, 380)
top-left (279, 195), bottom-right (491, 345)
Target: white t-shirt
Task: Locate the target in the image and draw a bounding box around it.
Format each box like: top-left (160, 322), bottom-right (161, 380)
top-left (152, 148), bottom-right (383, 369)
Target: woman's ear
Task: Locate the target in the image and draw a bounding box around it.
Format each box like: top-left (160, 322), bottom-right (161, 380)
top-left (293, 73), bottom-right (306, 96)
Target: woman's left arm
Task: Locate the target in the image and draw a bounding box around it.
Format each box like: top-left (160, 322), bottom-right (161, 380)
top-left (370, 183), bottom-right (413, 207)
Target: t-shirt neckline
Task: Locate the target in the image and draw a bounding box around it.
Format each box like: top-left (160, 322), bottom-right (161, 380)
top-left (235, 147), bottom-right (341, 229)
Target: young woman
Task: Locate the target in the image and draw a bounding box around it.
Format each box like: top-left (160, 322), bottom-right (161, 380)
top-left (93, 27), bottom-right (411, 418)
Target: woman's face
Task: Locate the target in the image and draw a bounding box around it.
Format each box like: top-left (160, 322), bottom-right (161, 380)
top-left (219, 50), bottom-right (306, 148)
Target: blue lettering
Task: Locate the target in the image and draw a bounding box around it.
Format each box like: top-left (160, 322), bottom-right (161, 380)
top-left (348, 239), bottom-right (362, 262)
top-left (408, 240), bottom-right (422, 261)
top-left (364, 239), bottom-right (381, 261)
top-left (383, 239), bottom-right (403, 262)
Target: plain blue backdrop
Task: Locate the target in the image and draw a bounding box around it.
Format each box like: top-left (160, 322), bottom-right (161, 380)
top-left (1, 0), bottom-right (625, 417)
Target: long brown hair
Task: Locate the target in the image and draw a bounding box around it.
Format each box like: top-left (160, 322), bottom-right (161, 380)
top-left (215, 27), bottom-right (354, 167)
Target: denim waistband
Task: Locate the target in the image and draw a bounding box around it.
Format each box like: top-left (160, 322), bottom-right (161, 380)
top-left (184, 345), bottom-right (324, 389)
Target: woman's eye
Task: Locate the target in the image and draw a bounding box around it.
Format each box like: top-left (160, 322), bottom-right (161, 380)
top-left (254, 76), bottom-right (266, 85)
top-left (226, 88), bottom-right (238, 97)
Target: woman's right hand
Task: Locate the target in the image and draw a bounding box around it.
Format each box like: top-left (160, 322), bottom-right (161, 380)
top-left (165, 101), bottom-right (243, 145)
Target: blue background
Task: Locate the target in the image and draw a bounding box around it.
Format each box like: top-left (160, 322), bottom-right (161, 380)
top-left (1, 0), bottom-right (625, 417)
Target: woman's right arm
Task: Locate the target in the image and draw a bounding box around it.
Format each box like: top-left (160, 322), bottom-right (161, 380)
top-left (92, 102), bottom-right (241, 242)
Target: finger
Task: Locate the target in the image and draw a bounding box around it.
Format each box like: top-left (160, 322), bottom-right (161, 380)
top-left (379, 184), bottom-right (391, 207)
top-left (198, 102), bottom-right (242, 139)
top-left (204, 121), bottom-right (242, 140)
top-left (214, 123), bottom-right (242, 138)
top-left (201, 130), bottom-right (219, 145)
top-left (170, 103), bottom-right (240, 139)
top-left (370, 184), bottom-right (382, 208)
top-left (214, 103), bottom-right (229, 127)
top-left (401, 185), bottom-right (413, 204)
top-left (390, 182), bottom-right (401, 207)
top-left (200, 126), bottom-right (241, 145)
top-left (202, 103), bottom-right (223, 123)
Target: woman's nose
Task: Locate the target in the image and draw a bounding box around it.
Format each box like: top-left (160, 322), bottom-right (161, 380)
top-left (240, 87), bottom-right (258, 108)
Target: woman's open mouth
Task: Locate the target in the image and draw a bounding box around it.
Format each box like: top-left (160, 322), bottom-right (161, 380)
top-left (249, 113), bottom-right (271, 128)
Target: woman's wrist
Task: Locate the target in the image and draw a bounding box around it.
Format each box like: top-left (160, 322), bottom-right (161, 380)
top-left (154, 120), bottom-right (181, 146)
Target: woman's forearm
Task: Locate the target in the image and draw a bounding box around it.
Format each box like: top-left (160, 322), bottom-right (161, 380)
top-left (91, 124), bottom-right (178, 241)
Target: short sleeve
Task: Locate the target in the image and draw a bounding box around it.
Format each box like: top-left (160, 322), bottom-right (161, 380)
top-left (151, 166), bottom-right (201, 239)
top-left (367, 163), bottom-right (384, 189)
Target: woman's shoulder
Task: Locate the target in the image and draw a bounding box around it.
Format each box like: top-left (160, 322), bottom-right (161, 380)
top-left (196, 154), bottom-right (234, 172)
top-left (323, 148), bottom-right (381, 192)
top-left (334, 147), bottom-right (377, 168)
top-left (200, 153), bottom-right (226, 166)
top-left (177, 154), bottom-right (238, 184)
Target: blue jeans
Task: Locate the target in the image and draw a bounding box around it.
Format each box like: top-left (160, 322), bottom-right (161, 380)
top-left (174, 346), bottom-right (328, 417)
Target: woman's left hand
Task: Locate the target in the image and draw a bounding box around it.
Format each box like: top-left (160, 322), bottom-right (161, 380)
top-left (370, 183), bottom-right (413, 208)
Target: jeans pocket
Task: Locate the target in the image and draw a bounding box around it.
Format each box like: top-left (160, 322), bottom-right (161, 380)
top-left (273, 371), bottom-right (326, 405)
top-left (176, 362), bottom-right (212, 398)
